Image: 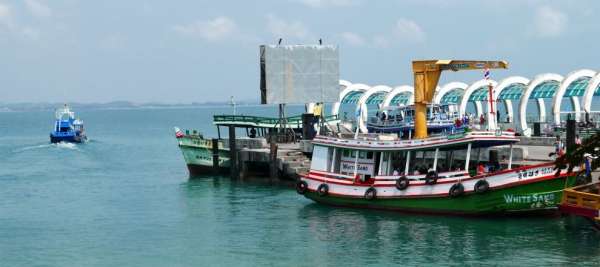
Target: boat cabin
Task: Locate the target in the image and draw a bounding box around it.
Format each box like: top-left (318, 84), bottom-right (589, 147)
top-left (310, 131), bottom-right (519, 182)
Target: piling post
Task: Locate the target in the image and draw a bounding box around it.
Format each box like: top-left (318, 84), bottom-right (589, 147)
top-left (269, 136), bottom-right (279, 180)
top-left (212, 138), bottom-right (220, 174)
top-left (229, 125), bottom-right (239, 179)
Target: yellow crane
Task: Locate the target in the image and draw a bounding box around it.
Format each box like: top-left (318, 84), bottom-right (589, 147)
top-left (412, 60), bottom-right (508, 139)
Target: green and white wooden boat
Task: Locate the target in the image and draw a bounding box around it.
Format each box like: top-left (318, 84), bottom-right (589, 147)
top-left (297, 130), bottom-right (577, 215)
top-left (175, 114), bottom-right (339, 176)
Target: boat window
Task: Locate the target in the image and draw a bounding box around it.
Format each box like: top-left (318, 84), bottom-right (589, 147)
top-left (366, 151), bottom-right (373, 159)
top-left (359, 151), bottom-right (366, 159)
top-left (343, 149), bottom-right (350, 157)
top-left (310, 145), bottom-right (330, 171)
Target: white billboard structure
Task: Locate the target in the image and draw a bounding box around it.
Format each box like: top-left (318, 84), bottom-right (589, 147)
top-left (260, 45), bottom-right (340, 105)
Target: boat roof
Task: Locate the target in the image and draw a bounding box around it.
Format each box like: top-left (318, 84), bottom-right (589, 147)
top-left (213, 114), bottom-right (339, 129)
top-left (312, 130), bottom-right (519, 151)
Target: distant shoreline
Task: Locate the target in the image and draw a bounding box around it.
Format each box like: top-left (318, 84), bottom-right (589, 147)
top-left (0, 101), bottom-right (309, 112)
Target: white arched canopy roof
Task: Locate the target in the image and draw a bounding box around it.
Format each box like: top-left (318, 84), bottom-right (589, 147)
top-left (339, 79), bottom-right (352, 90)
top-left (382, 85), bottom-right (414, 108)
top-left (358, 85), bottom-right (393, 106)
top-left (332, 83), bottom-right (370, 116)
top-left (492, 76), bottom-right (530, 126)
top-left (493, 76), bottom-right (530, 101)
top-left (434, 82), bottom-right (468, 104)
top-left (552, 69), bottom-right (596, 124)
top-left (583, 72), bottom-right (600, 114)
top-left (458, 79), bottom-right (498, 116)
top-left (357, 85), bottom-right (393, 133)
top-left (518, 73), bottom-right (564, 136)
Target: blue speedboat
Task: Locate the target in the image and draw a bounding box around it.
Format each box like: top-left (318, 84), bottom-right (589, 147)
top-left (50, 104), bottom-right (87, 143)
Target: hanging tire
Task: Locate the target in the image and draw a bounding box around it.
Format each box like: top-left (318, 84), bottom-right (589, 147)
top-left (449, 183), bottom-right (464, 198)
top-left (317, 184), bottom-right (329, 197)
top-left (365, 187), bottom-right (377, 200)
top-left (296, 181), bottom-right (308, 195)
top-left (425, 171), bottom-right (438, 185)
top-left (575, 173), bottom-right (589, 186)
top-left (395, 176), bottom-right (410, 190)
top-left (474, 180), bottom-right (490, 194)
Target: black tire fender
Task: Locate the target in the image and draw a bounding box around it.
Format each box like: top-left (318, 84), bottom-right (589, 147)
top-left (365, 187), bottom-right (377, 200)
top-left (449, 183), bottom-right (465, 198)
top-left (575, 173), bottom-right (589, 186)
top-left (317, 184), bottom-right (329, 197)
top-left (395, 176), bottom-right (410, 190)
top-left (296, 181), bottom-right (308, 195)
top-left (474, 180), bottom-right (490, 194)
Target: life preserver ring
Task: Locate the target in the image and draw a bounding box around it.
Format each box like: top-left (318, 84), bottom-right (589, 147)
top-left (296, 181), bottom-right (308, 195)
top-left (364, 187), bottom-right (377, 200)
top-left (449, 183), bottom-right (464, 198)
top-left (395, 176), bottom-right (409, 190)
top-left (425, 171), bottom-right (438, 185)
top-left (474, 179), bottom-right (490, 194)
top-left (317, 184), bottom-right (329, 197)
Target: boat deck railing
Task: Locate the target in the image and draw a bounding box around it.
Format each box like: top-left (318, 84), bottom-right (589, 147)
top-left (562, 182), bottom-right (600, 215)
top-left (213, 114), bottom-right (339, 127)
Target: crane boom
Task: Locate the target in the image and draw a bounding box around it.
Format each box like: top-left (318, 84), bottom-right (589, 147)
top-left (412, 60), bottom-right (508, 139)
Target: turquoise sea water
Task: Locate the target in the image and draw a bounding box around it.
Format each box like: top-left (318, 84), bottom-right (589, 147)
top-left (1, 106), bottom-right (599, 266)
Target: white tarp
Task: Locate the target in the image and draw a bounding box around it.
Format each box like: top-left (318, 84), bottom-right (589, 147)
top-left (260, 45), bottom-right (340, 104)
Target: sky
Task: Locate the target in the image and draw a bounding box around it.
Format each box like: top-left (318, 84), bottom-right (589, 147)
top-left (0, 0), bottom-right (599, 104)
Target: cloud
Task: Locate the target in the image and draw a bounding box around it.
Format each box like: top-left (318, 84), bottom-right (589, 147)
top-left (294, 0), bottom-right (360, 8)
top-left (534, 6), bottom-right (567, 38)
top-left (373, 35), bottom-right (390, 48)
top-left (340, 31), bottom-right (365, 46)
top-left (24, 0), bottom-right (52, 18)
top-left (20, 26), bottom-right (40, 40)
top-left (0, 3), bottom-right (15, 29)
top-left (173, 16), bottom-right (238, 41)
top-left (266, 14), bottom-right (312, 41)
top-left (393, 18), bottom-right (425, 43)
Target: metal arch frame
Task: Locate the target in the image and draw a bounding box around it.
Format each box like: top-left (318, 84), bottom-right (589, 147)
top-left (357, 85), bottom-right (393, 133)
top-left (518, 73), bottom-right (564, 137)
top-left (552, 69), bottom-right (596, 124)
top-left (583, 72), bottom-right (600, 115)
top-left (493, 76), bottom-right (530, 125)
top-left (331, 83), bottom-right (370, 116)
top-left (434, 82), bottom-right (468, 104)
top-left (382, 85), bottom-right (414, 108)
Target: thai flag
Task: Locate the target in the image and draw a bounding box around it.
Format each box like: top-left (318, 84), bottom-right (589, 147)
top-left (484, 68), bottom-right (490, 80)
top-left (174, 127), bottom-right (185, 138)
